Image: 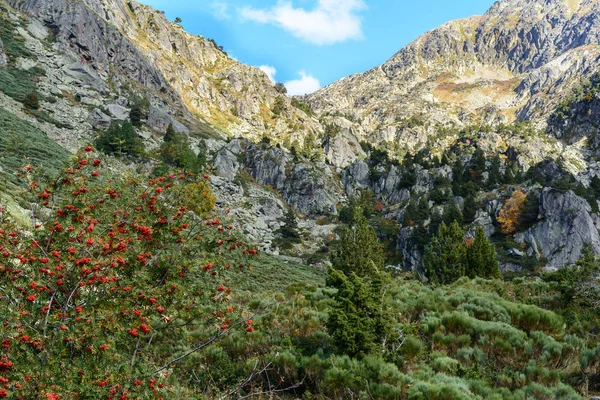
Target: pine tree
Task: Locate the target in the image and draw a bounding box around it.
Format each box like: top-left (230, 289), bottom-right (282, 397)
top-left (487, 156), bottom-right (502, 189)
top-left (129, 105), bottom-right (143, 127)
top-left (467, 226), bottom-right (500, 279)
top-left (327, 206), bottom-right (391, 357)
top-left (278, 208), bottom-right (300, 241)
top-left (164, 123), bottom-right (176, 143)
top-left (326, 269), bottom-right (389, 357)
top-left (332, 206), bottom-right (385, 278)
top-left (424, 221), bottom-right (468, 284)
top-left (463, 195), bottom-right (478, 224)
top-left (443, 200), bottom-right (463, 225)
top-left (95, 121), bottom-right (144, 157)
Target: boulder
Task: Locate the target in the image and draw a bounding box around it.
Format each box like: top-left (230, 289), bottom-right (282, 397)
top-left (324, 129), bottom-right (365, 168)
top-left (87, 108), bottom-right (112, 130)
top-left (283, 163), bottom-right (340, 216)
top-left (214, 148), bottom-right (240, 180)
top-left (147, 105), bottom-right (189, 134)
top-left (106, 104), bottom-right (130, 121)
top-left (245, 144), bottom-right (290, 191)
top-left (342, 160), bottom-right (370, 196)
top-left (27, 18), bottom-right (48, 40)
top-left (63, 62), bottom-right (107, 92)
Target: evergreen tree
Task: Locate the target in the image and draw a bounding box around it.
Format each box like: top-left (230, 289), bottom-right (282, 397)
top-left (129, 105), bottom-right (144, 127)
top-left (443, 200), bottom-right (463, 225)
top-left (452, 158), bottom-right (466, 197)
top-left (164, 123), bottom-right (176, 143)
top-left (326, 269), bottom-right (389, 357)
top-left (424, 221), bottom-right (468, 284)
top-left (467, 226), bottom-right (501, 279)
top-left (327, 206), bottom-right (391, 357)
top-left (159, 125), bottom-right (202, 173)
top-left (278, 208), bottom-right (300, 241)
top-left (519, 191), bottom-right (540, 231)
top-left (487, 156), bottom-right (502, 189)
top-left (95, 121), bottom-right (144, 157)
top-left (463, 195), bottom-right (478, 224)
top-left (332, 206), bottom-right (386, 278)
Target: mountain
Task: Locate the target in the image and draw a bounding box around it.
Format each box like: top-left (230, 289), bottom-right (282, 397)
top-left (2, 0), bottom-right (320, 144)
top-left (2, 0), bottom-right (600, 273)
top-left (307, 0), bottom-right (600, 140)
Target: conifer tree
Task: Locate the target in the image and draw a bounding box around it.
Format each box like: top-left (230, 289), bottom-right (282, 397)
top-left (467, 226), bottom-right (501, 279)
top-left (95, 121), bottom-right (144, 157)
top-left (327, 205), bottom-right (391, 357)
top-left (424, 221), bottom-right (468, 284)
top-left (129, 105), bottom-right (143, 127)
top-left (278, 208), bottom-right (300, 241)
top-left (326, 269), bottom-right (389, 357)
top-left (443, 200), bottom-right (463, 225)
top-left (333, 206), bottom-right (385, 277)
top-left (463, 195), bottom-right (478, 224)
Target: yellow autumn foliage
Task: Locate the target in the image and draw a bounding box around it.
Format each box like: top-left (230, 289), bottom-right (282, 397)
top-left (497, 189), bottom-right (526, 234)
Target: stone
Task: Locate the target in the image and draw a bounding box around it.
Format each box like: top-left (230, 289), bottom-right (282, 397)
top-left (0, 38), bottom-right (6, 67)
top-left (342, 160), bottom-right (370, 197)
top-left (324, 129), bottom-right (365, 168)
top-left (147, 105), bottom-right (189, 134)
top-left (87, 108), bottom-right (112, 130)
top-left (515, 189), bottom-right (600, 270)
top-left (106, 104), bottom-right (130, 121)
top-left (214, 148), bottom-right (240, 180)
top-left (27, 18), bottom-right (49, 40)
top-left (508, 248), bottom-right (525, 257)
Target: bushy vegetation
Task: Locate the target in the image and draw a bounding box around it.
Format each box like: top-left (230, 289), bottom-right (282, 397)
top-left (1, 139), bottom-right (600, 398)
top-left (95, 121), bottom-right (145, 157)
top-left (155, 123), bottom-right (205, 174)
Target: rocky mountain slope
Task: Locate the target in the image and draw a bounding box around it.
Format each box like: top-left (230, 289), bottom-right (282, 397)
top-left (307, 0), bottom-right (600, 143)
top-left (4, 0), bottom-right (321, 142)
top-left (3, 0), bottom-right (600, 274)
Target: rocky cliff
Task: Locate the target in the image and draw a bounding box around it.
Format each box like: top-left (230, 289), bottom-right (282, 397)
top-left (306, 0), bottom-right (600, 137)
top-left (4, 0), bottom-right (321, 142)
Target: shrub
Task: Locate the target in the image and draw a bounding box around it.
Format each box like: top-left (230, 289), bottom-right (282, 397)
top-left (0, 149), bottom-right (257, 398)
top-left (22, 91), bottom-right (40, 110)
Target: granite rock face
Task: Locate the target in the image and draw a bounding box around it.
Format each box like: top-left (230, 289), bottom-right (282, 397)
top-left (515, 188), bottom-right (600, 270)
top-left (307, 0), bottom-right (600, 150)
top-left (6, 0), bottom-right (323, 144)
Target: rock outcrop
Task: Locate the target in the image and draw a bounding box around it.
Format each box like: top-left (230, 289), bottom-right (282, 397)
top-left (515, 189), bottom-right (600, 270)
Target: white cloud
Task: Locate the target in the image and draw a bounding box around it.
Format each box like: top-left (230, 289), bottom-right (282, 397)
top-left (284, 71), bottom-right (321, 96)
top-left (241, 0), bottom-right (366, 45)
top-left (211, 2), bottom-right (230, 19)
top-left (258, 65), bottom-right (277, 83)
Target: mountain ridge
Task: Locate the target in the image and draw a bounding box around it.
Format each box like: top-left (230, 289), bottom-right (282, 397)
top-left (306, 0), bottom-right (600, 133)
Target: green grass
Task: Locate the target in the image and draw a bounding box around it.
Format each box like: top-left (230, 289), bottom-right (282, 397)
top-left (0, 108), bottom-right (69, 188)
top-left (233, 252), bottom-right (326, 293)
top-left (0, 13), bottom-right (33, 62)
top-left (0, 67), bottom-right (44, 102)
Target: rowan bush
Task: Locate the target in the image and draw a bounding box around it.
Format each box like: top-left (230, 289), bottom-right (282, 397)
top-left (0, 148), bottom-right (258, 398)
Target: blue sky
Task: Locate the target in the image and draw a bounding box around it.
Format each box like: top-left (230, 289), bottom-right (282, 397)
top-left (139, 0), bottom-right (497, 95)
